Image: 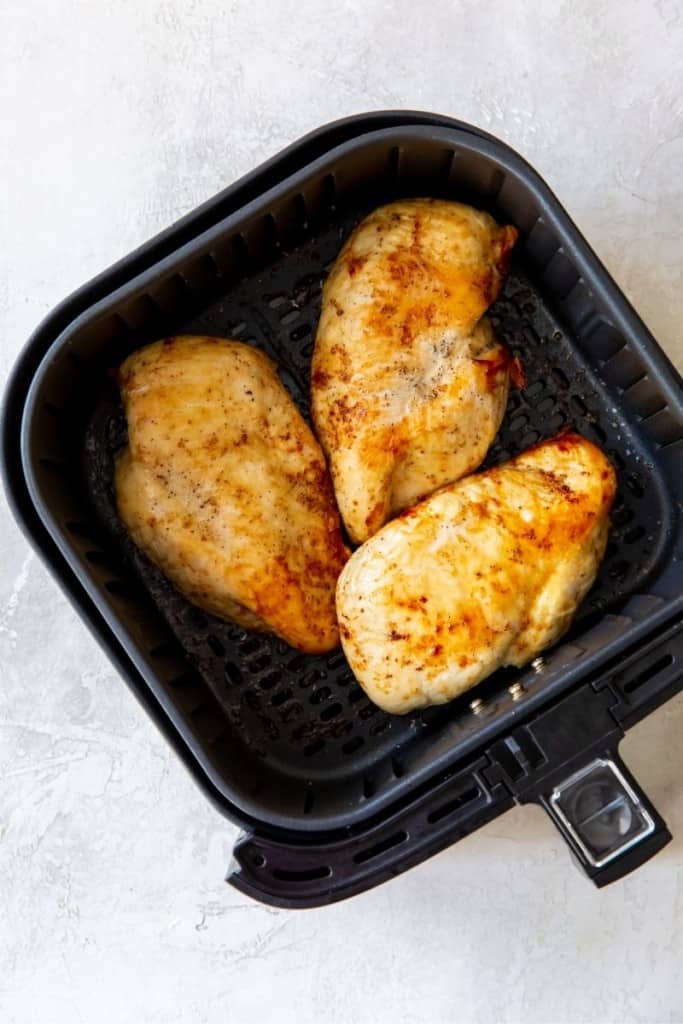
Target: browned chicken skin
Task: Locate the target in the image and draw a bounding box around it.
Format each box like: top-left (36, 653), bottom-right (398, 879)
top-left (336, 434), bottom-right (616, 714)
top-left (115, 335), bottom-right (348, 654)
top-left (311, 199), bottom-right (518, 543)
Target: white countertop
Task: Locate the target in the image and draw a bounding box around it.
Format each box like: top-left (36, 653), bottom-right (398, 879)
top-left (2, 2), bottom-right (682, 1021)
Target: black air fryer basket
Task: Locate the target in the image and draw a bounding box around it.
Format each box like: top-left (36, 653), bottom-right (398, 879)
top-left (3, 112), bottom-right (682, 907)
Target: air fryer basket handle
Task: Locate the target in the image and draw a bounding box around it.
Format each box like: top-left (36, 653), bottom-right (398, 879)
top-left (536, 748), bottom-right (671, 887)
top-left (485, 635), bottom-right (681, 887)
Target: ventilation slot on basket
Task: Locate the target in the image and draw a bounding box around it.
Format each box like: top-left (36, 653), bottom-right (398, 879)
top-left (262, 213), bottom-right (279, 252)
top-left (258, 671), bottom-right (281, 691)
top-left (280, 308), bottom-right (300, 326)
top-left (169, 672), bottom-right (193, 688)
top-left (224, 662), bottom-right (243, 687)
top-left (645, 410), bottom-right (683, 448)
top-left (342, 736), bottom-right (364, 755)
top-left (148, 641), bottom-right (177, 659)
top-left (272, 865), bottom-right (331, 882)
top-left (542, 250), bottom-right (579, 301)
top-left (281, 193), bottom-right (308, 240)
top-left (239, 635), bottom-right (263, 657)
top-left (203, 252), bottom-right (223, 280)
top-left (66, 520), bottom-right (100, 541)
top-left (427, 785), bottom-right (479, 824)
top-left (639, 399), bottom-right (666, 421)
top-left (604, 350), bottom-right (646, 392)
top-left (353, 831), bottom-right (408, 865)
top-left (310, 687), bottom-right (331, 705)
top-left (319, 702), bottom-right (342, 721)
top-left (551, 367), bottom-right (570, 389)
top-left (486, 168), bottom-right (505, 198)
top-left (625, 474), bottom-right (645, 499)
top-left (290, 322), bottom-right (311, 342)
top-left (588, 321), bottom-right (625, 363)
top-left (279, 701), bottom-right (303, 724)
top-left (623, 654), bottom-right (674, 695)
top-left (441, 147), bottom-right (457, 183)
top-left (149, 274), bottom-right (193, 318)
top-left (85, 549), bottom-right (117, 570)
top-left (271, 688), bottom-right (292, 707)
top-left (321, 173), bottom-right (337, 212)
top-left (387, 145), bottom-right (402, 184)
top-left (588, 421), bottom-right (607, 444)
top-left (232, 233), bottom-right (249, 271)
top-left (206, 634), bottom-right (225, 657)
top-left (523, 218), bottom-right (557, 267)
top-left (105, 579), bottom-right (143, 601)
top-left (362, 776), bottom-right (375, 799)
top-left (119, 294), bottom-right (162, 332)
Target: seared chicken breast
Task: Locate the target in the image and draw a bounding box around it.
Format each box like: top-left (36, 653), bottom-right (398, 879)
top-left (115, 336), bottom-right (348, 654)
top-left (337, 434), bottom-right (616, 713)
top-left (312, 199), bottom-right (518, 543)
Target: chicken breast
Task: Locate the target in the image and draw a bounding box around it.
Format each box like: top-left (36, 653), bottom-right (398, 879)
top-left (311, 198), bottom-right (518, 544)
top-left (115, 335), bottom-right (348, 654)
top-left (337, 434), bottom-right (616, 713)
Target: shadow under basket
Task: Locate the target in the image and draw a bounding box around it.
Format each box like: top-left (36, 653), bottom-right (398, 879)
top-left (4, 111), bottom-right (683, 907)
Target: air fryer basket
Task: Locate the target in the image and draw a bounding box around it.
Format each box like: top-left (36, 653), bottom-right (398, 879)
top-left (5, 113), bottom-right (683, 906)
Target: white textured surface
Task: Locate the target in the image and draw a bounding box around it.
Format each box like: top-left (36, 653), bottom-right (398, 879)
top-left (2, 1), bottom-right (683, 1021)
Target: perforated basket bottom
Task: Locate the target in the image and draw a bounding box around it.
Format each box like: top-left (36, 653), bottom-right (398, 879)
top-left (84, 207), bottom-right (663, 792)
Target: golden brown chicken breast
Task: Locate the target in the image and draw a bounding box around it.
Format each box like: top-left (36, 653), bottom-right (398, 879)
top-left (115, 336), bottom-right (348, 654)
top-left (336, 434), bottom-right (616, 713)
top-left (311, 198), bottom-right (518, 544)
